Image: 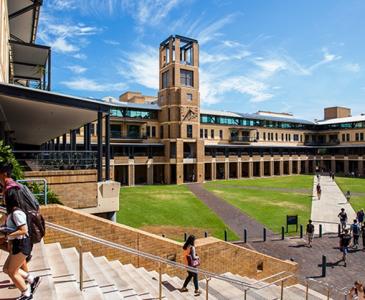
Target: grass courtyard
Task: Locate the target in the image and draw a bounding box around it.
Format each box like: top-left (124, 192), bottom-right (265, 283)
top-left (335, 177), bottom-right (365, 212)
top-left (204, 175), bottom-right (314, 234)
top-left (117, 185), bottom-right (238, 241)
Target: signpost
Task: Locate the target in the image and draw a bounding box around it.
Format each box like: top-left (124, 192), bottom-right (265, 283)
top-left (286, 215), bottom-right (298, 233)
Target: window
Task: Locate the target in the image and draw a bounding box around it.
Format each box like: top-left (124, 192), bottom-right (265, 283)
top-left (111, 124), bottom-right (121, 139)
top-left (347, 134), bottom-right (350, 141)
top-left (256, 132), bottom-right (260, 140)
top-left (263, 132), bottom-right (266, 140)
top-left (275, 133), bottom-right (278, 141)
top-left (356, 133), bottom-right (360, 141)
top-left (147, 126), bottom-right (151, 137)
top-left (342, 133), bottom-right (346, 142)
top-left (151, 126), bottom-right (156, 137)
top-left (187, 125), bottom-right (193, 138)
top-left (180, 69), bottom-right (193, 87)
top-left (160, 126), bottom-right (164, 139)
top-left (187, 93), bottom-right (193, 101)
top-left (219, 130), bottom-right (223, 139)
top-left (210, 130), bottom-right (214, 139)
top-left (361, 133), bottom-right (364, 141)
top-left (293, 134), bottom-right (299, 141)
top-left (204, 129), bottom-right (208, 138)
top-left (200, 129), bottom-right (203, 138)
top-left (162, 71), bottom-right (169, 89)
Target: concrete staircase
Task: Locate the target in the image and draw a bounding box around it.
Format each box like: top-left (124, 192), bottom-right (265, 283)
top-left (0, 241), bottom-right (331, 300)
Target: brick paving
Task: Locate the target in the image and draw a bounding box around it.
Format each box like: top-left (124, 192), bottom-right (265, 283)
top-left (188, 183), bottom-right (274, 240)
top-left (245, 234), bottom-right (365, 293)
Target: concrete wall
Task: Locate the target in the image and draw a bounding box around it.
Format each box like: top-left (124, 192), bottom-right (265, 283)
top-left (0, 0), bottom-right (9, 83)
top-left (24, 170), bottom-right (98, 208)
top-left (42, 205), bottom-right (298, 282)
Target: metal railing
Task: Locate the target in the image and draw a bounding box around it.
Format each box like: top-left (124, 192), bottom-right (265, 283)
top-left (110, 132), bottom-right (147, 139)
top-left (14, 150), bottom-right (97, 171)
top-left (17, 178), bottom-right (48, 205)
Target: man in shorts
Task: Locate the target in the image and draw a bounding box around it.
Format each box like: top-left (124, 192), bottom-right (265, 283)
top-left (306, 220), bottom-right (314, 248)
top-left (350, 219), bottom-right (360, 249)
top-left (339, 229), bottom-right (352, 267)
top-left (338, 208), bottom-right (348, 232)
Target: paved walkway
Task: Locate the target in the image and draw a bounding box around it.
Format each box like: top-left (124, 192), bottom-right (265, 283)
top-left (311, 175), bottom-right (356, 233)
top-left (188, 183), bottom-right (273, 239)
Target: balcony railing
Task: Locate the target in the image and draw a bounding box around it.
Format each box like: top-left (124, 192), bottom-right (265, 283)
top-left (14, 151), bottom-right (97, 171)
top-left (230, 136), bottom-right (257, 143)
top-left (111, 131), bottom-right (147, 140)
top-left (304, 139), bottom-right (340, 146)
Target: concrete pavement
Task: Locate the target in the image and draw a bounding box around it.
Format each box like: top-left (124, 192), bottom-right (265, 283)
top-left (311, 175), bottom-right (356, 234)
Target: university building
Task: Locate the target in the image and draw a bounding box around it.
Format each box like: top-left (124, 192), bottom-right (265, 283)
top-left (76, 35), bottom-right (365, 186)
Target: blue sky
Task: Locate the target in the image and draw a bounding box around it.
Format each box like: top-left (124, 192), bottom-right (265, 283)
top-left (37, 0), bottom-right (365, 120)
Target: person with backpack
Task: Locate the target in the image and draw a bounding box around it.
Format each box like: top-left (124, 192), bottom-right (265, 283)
top-left (338, 208), bottom-right (348, 232)
top-left (339, 229), bottom-right (352, 267)
top-left (316, 183), bottom-right (322, 200)
top-left (180, 235), bottom-right (201, 296)
top-left (357, 209), bottom-right (365, 225)
top-left (306, 220), bottom-right (314, 248)
top-left (0, 163), bottom-right (41, 300)
top-left (350, 219), bottom-right (361, 249)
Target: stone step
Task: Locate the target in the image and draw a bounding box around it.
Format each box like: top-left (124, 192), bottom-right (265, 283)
top-left (61, 247), bottom-right (105, 300)
top-left (94, 257), bottom-right (138, 299)
top-left (44, 242), bottom-right (84, 300)
top-left (288, 284), bottom-right (332, 300)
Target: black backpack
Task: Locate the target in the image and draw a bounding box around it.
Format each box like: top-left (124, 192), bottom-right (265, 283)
top-left (14, 184), bottom-right (45, 244)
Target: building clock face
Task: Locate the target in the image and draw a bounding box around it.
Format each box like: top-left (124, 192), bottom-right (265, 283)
top-left (181, 107), bottom-right (198, 122)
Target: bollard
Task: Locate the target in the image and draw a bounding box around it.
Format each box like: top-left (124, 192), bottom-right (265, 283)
top-left (224, 229), bottom-right (227, 241)
top-left (300, 224), bottom-right (303, 239)
top-left (319, 224), bottom-right (322, 238)
top-left (263, 228), bottom-right (266, 242)
top-left (281, 226), bottom-right (285, 240)
top-left (322, 255), bottom-right (326, 277)
top-left (204, 232), bottom-right (208, 238)
top-left (338, 224), bottom-right (341, 237)
top-left (244, 228), bottom-right (247, 243)
top-left (184, 233), bottom-right (187, 241)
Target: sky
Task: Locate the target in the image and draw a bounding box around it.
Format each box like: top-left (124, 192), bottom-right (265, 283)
top-left (37, 0), bottom-right (365, 120)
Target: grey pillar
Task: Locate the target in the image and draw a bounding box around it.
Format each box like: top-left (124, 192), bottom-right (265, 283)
top-left (105, 113), bottom-right (110, 181)
top-left (62, 134), bottom-right (67, 150)
top-left (97, 112), bottom-right (103, 182)
top-left (56, 137), bottom-right (60, 151)
top-left (70, 130), bottom-right (76, 151)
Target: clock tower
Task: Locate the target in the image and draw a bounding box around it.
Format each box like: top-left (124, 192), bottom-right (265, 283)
top-left (158, 35), bottom-right (204, 184)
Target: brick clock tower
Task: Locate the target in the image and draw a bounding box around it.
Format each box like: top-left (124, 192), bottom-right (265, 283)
top-left (158, 35), bottom-right (204, 184)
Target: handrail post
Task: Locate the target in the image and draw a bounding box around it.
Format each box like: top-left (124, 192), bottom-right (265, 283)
top-left (205, 277), bottom-right (210, 300)
top-left (305, 281), bottom-right (309, 300)
top-left (244, 289), bottom-right (247, 300)
top-left (280, 280), bottom-right (284, 300)
top-left (78, 239), bottom-right (83, 291)
top-left (327, 288), bottom-right (330, 300)
top-left (158, 262), bottom-right (162, 300)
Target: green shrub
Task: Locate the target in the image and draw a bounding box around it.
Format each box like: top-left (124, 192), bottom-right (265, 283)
top-left (0, 140), bottom-right (23, 180)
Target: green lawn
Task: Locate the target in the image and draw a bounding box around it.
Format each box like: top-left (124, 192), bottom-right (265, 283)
top-left (117, 185), bottom-right (238, 241)
top-left (204, 176), bottom-right (313, 234)
top-left (335, 177), bottom-right (365, 212)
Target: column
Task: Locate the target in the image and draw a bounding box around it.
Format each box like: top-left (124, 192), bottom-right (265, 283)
top-left (176, 163), bottom-right (184, 185)
top-left (56, 137), bottom-right (60, 151)
top-left (164, 164), bottom-right (171, 184)
top-left (358, 159), bottom-right (364, 176)
top-left (128, 162), bottom-right (135, 186)
top-left (279, 160), bottom-right (284, 176)
top-left (62, 134), bottom-right (67, 150)
top-left (212, 161), bottom-right (216, 180)
top-left (331, 158), bottom-right (336, 174)
top-left (97, 111), bottom-right (103, 182)
top-left (105, 113), bottom-right (111, 181)
top-left (288, 160), bottom-right (293, 175)
top-left (147, 161), bottom-right (154, 185)
top-left (259, 160), bottom-right (264, 177)
top-left (297, 160), bottom-right (301, 174)
top-left (344, 158), bottom-right (349, 174)
top-left (224, 161), bottom-right (229, 180)
top-left (270, 160), bottom-right (274, 176)
top-left (70, 129), bottom-right (76, 151)
top-left (248, 161), bottom-right (253, 178)
top-left (237, 161), bottom-right (242, 179)
top-left (304, 160), bottom-right (309, 174)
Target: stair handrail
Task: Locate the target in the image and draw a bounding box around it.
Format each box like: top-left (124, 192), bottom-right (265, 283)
top-left (44, 220), bottom-right (259, 290)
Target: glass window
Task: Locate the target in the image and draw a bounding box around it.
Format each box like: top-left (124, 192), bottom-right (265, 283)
top-left (162, 70), bottom-right (169, 89)
top-left (187, 125), bottom-right (193, 138)
top-left (219, 130), bottom-right (223, 139)
top-left (160, 126), bottom-right (164, 139)
top-left (180, 69), bottom-right (193, 87)
top-left (151, 126), bottom-right (156, 137)
top-left (293, 134), bottom-right (299, 141)
top-left (187, 93), bottom-right (193, 101)
top-left (204, 129), bottom-right (208, 138)
top-left (146, 126), bottom-right (150, 137)
top-left (211, 129), bottom-right (214, 139)
top-left (200, 129), bottom-right (203, 138)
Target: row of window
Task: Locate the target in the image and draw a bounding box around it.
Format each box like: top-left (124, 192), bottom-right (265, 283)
top-left (258, 132), bottom-right (302, 142)
top-left (200, 114), bottom-right (312, 130)
top-left (200, 129), bottom-right (224, 139)
top-left (341, 133), bottom-right (365, 142)
top-left (110, 108), bottom-right (157, 119)
top-left (161, 69), bottom-right (194, 89)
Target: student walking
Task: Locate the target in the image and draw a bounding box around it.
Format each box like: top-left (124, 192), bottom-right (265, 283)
top-left (357, 209), bottom-right (364, 225)
top-left (306, 220), bottom-right (314, 248)
top-left (339, 229), bottom-right (352, 267)
top-left (350, 219), bottom-right (361, 249)
top-left (316, 183), bottom-right (322, 200)
top-left (180, 235), bottom-right (201, 295)
top-left (338, 208), bottom-right (348, 232)
top-left (0, 163), bottom-right (41, 300)
top-left (362, 224), bottom-right (365, 251)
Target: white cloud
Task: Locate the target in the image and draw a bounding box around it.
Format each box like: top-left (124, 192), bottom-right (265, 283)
top-left (117, 46), bottom-right (159, 90)
top-left (200, 49), bottom-right (251, 64)
top-left (46, 0), bottom-right (77, 10)
top-left (104, 40), bottom-right (120, 46)
top-left (73, 53), bottom-right (87, 60)
top-left (61, 77), bottom-right (127, 92)
top-left (343, 63), bottom-right (360, 73)
top-left (254, 59), bottom-right (288, 79)
top-left (67, 65), bottom-right (87, 74)
top-left (38, 12), bottom-right (100, 54)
